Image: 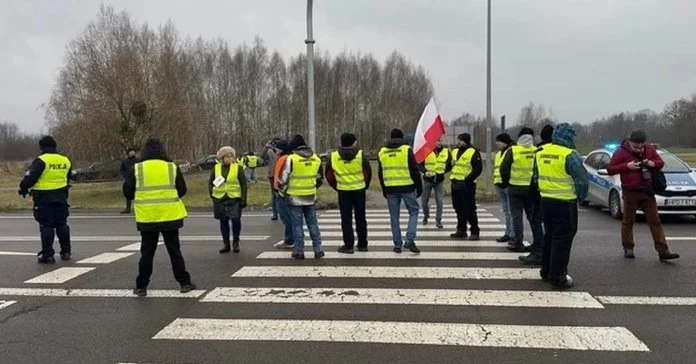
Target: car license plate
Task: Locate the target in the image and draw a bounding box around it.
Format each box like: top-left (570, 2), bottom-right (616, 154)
top-left (666, 199), bottom-right (696, 206)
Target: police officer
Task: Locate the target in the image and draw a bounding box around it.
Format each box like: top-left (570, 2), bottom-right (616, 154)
top-left (245, 151), bottom-right (258, 183)
top-left (449, 133), bottom-right (483, 241)
top-left (123, 137), bottom-right (196, 297)
top-left (534, 123), bottom-right (588, 289)
top-left (325, 133), bottom-right (372, 253)
top-left (418, 138), bottom-right (451, 229)
top-left (19, 136), bottom-right (73, 263)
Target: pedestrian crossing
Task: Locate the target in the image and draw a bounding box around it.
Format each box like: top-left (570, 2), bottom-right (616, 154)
top-left (152, 205), bottom-right (652, 354)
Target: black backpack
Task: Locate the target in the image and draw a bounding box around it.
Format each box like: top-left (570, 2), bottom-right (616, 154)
top-left (652, 169), bottom-right (667, 193)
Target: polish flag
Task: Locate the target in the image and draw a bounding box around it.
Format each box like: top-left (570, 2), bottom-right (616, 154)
top-left (413, 97), bottom-right (446, 163)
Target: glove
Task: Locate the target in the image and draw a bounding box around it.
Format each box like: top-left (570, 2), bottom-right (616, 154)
top-left (240, 201), bottom-right (247, 208)
top-left (18, 189), bottom-right (27, 198)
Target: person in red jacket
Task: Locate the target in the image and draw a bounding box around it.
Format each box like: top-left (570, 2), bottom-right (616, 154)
top-left (607, 129), bottom-right (679, 261)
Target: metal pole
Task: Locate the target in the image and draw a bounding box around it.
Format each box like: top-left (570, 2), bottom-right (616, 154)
top-left (305, 0), bottom-right (316, 150)
top-left (485, 0), bottom-right (493, 195)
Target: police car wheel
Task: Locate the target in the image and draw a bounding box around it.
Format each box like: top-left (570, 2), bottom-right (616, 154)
top-left (609, 190), bottom-right (622, 220)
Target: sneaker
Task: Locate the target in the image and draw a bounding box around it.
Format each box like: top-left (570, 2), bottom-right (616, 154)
top-left (274, 241), bottom-right (294, 250)
top-left (659, 252), bottom-right (680, 261)
top-left (495, 235), bottom-right (511, 243)
top-left (180, 283), bottom-right (197, 293)
top-left (219, 244), bottom-right (231, 254)
top-left (449, 231), bottom-right (467, 239)
top-left (468, 235), bottom-right (480, 241)
top-left (314, 251), bottom-right (325, 259)
top-left (623, 248), bottom-right (635, 259)
top-left (422, 218), bottom-right (428, 225)
top-left (291, 252), bottom-right (305, 260)
top-left (60, 252), bottom-right (71, 261)
top-left (518, 252), bottom-right (541, 265)
top-left (436, 222), bottom-right (444, 229)
top-left (507, 242), bottom-right (527, 252)
top-left (133, 288), bottom-right (147, 297)
top-left (337, 246), bottom-right (355, 254)
top-left (549, 275), bottom-right (574, 289)
top-left (393, 247), bottom-right (402, 253)
top-left (357, 246), bottom-right (369, 252)
top-left (404, 241), bottom-right (421, 254)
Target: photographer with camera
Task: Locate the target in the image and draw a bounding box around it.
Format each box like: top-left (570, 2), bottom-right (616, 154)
top-left (607, 129), bottom-right (679, 261)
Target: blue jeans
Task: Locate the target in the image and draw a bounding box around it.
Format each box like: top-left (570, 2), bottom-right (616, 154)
top-left (276, 198), bottom-right (293, 243)
top-left (387, 191), bottom-right (419, 247)
top-left (496, 186), bottom-right (514, 238)
top-left (421, 180), bottom-right (444, 223)
top-left (246, 168), bottom-right (257, 182)
top-left (289, 204), bottom-right (323, 254)
top-left (268, 178), bottom-right (278, 218)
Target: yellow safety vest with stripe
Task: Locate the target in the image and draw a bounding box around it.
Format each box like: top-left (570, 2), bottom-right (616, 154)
top-left (378, 145), bottom-right (413, 187)
top-left (286, 153), bottom-right (321, 196)
top-left (246, 155), bottom-right (258, 168)
top-left (450, 148), bottom-right (476, 181)
top-left (509, 145), bottom-right (537, 187)
top-left (535, 144), bottom-right (576, 201)
top-left (331, 150), bottom-right (366, 191)
top-left (236, 157), bottom-right (246, 168)
top-left (424, 148), bottom-right (450, 175)
top-left (212, 163), bottom-right (241, 199)
top-left (33, 153), bottom-right (71, 191)
top-left (133, 160), bottom-right (188, 223)
top-left (493, 149), bottom-right (508, 184)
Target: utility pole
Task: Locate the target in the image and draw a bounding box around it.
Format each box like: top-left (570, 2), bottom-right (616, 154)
top-left (305, 0), bottom-right (316, 150)
top-left (485, 0), bottom-right (493, 195)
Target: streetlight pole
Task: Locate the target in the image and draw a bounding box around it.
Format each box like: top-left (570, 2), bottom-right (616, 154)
top-left (485, 0), bottom-right (493, 195)
top-left (305, 0), bottom-right (316, 150)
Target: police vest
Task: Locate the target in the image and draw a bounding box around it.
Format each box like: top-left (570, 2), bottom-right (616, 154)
top-left (378, 145), bottom-right (413, 187)
top-left (286, 153), bottom-right (321, 196)
top-left (133, 160), bottom-right (188, 223)
top-left (33, 153), bottom-right (71, 191)
top-left (424, 148), bottom-right (450, 175)
top-left (535, 144), bottom-right (576, 201)
top-left (509, 145), bottom-right (537, 187)
top-left (237, 157), bottom-right (246, 168)
top-left (331, 150), bottom-right (366, 191)
top-left (493, 149), bottom-right (508, 184)
top-left (246, 155), bottom-right (258, 168)
top-left (450, 148), bottom-right (476, 181)
top-left (212, 163), bottom-right (241, 199)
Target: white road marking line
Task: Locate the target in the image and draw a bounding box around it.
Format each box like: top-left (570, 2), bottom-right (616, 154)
top-left (0, 251), bottom-right (36, 256)
top-left (597, 296), bottom-right (696, 305)
top-left (317, 224), bottom-right (505, 230)
top-left (308, 231), bottom-right (503, 238)
top-left (202, 287), bottom-right (604, 308)
top-left (256, 251), bottom-right (521, 260)
top-left (0, 288), bottom-right (205, 298)
top-left (324, 208), bottom-right (489, 213)
top-left (666, 236), bottom-right (696, 241)
top-left (317, 218), bottom-right (501, 223)
top-left (76, 252), bottom-right (135, 264)
top-left (0, 300), bottom-right (17, 310)
top-left (278, 240), bottom-right (507, 247)
top-left (24, 267), bottom-right (96, 284)
top-left (321, 213), bottom-right (496, 218)
top-left (0, 235), bottom-right (268, 242)
top-left (116, 242), bottom-right (162, 251)
top-left (152, 319), bottom-right (649, 351)
top-left (232, 266), bottom-right (541, 280)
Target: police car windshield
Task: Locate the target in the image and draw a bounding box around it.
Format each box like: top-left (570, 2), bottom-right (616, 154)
top-left (659, 152), bottom-right (691, 173)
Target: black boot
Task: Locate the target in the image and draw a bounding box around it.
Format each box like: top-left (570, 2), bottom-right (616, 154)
top-left (219, 242), bottom-right (231, 254)
top-left (232, 239), bottom-right (240, 253)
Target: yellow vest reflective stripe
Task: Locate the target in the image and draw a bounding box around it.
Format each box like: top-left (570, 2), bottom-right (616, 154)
top-left (424, 148), bottom-right (450, 174)
top-left (493, 149), bottom-right (507, 184)
top-left (134, 160), bottom-right (188, 223)
top-left (509, 145), bottom-right (537, 187)
top-left (212, 163), bottom-right (241, 199)
top-left (287, 153), bottom-right (321, 196)
top-left (450, 148), bottom-right (476, 181)
top-left (378, 145), bottom-right (412, 187)
top-left (246, 155), bottom-right (258, 168)
top-left (33, 153), bottom-right (71, 191)
top-left (331, 150), bottom-right (366, 191)
top-left (535, 144), bottom-right (576, 201)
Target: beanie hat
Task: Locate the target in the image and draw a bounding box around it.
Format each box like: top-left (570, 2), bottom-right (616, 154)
top-left (39, 135), bottom-right (57, 150)
top-left (390, 128), bottom-right (404, 139)
top-left (340, 133), bottom-right (357, 147)
top-left (629, 129), bottom-right (647, 143)
top-left (457, 133), bottom-right (471, 144)
top-left (216, 146), bottom-right (236, 160)
top-left (540, 124), bottom-right (554, 143)
top-left (495, 133), bottom-right (513, 145)
top-left (290, 134), bottom-right (307, 150)
top-left (274, 139), bottom-right (291, 154)
top-left (518, 127), bottom-right (535, 137)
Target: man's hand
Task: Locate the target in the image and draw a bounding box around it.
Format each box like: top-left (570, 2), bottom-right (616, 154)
top-left (627, 161), bottom-right (641, 171)
top-left (647, 160), bottom-right (656, 168)
top-left (240, 201), bottom-right (247, 208)
top-left (17, 189), bottom-right (26, 198)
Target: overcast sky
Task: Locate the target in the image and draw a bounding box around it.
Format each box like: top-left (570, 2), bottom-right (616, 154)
top-left (2, 0), bottom-right (696, 133)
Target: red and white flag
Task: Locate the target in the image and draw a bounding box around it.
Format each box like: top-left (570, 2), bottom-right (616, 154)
top-left (413, 97), bottom-right (446, 163)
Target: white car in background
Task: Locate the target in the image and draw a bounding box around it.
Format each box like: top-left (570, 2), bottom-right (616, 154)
top-left (582, 144), bottom-right (696, 219)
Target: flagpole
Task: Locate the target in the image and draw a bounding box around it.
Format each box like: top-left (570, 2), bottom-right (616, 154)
top-left (485, 0), bottom-right (493, 196)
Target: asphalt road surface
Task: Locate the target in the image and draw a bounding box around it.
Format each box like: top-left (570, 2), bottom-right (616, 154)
top-left (1, 202), bottom-right (696, 363)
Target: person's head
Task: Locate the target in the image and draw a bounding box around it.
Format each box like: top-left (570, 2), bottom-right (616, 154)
top-left (141, 137), bottom-right (168, 161)
top-left (127, 148), bottom-right (136, 158)
top-left (217, 146), bottom-right (236, 165)
top-left (518, 127), bottom-right (534, 138)
top-left (274, 139), bottom-right (291, 155)
top-left (540, 124), bottom-right (554, 143)
top-left (38, 135), bottom-right (57, 152)
top-left (340, 133), bottom-right (357, 148)
top-left (390, 128), bottom-right (404, 140)
top-left (247, 151), bottom-right (254, 156)
top-left (628, 129), bottom-right (647, 152)
top-left (435, 138), bottom-right (443, 149)
top-left (456, 133), bottom-right (471, 147)
top-left (495, 133), bottom-right (512, 150)
top-left (290, 134), bottom-right (307, 150)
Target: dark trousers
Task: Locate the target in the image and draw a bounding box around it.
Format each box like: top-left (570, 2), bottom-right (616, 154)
top-left (34, 203), bottom-right (70, 257)
top-left (125, 199), bottom-right (132, 211)
top-left (268, 178), bottom-right (279, 218)
top-left (220, 218), bottom-right (242, 244)
top-left (621, 191), bottom-right (669, 253)
top-left (338, 189), bottom-right (368, 248)
top-left (507, 186), bottom-right (544, 251)
top-left (540, 198), bottom-right (578, 282)
top-left (136, 230), bottom-right (191, 289)
top-left (451, 185), bottom-right (479, 234)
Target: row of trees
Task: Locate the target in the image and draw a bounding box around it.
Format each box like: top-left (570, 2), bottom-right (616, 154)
top-left (0, 122), bottom-right (40, 161)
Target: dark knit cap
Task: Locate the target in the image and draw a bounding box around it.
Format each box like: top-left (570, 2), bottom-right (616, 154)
top-left (495, 133), bottom-right (513, 145)
top-left (629, 129), bottom-right (647, 143)
top-left (290, 134), bottom-right (307, 149)
top-left (457, 133), bottom-right (471, 144)
top-left (274, 139), bottom-right (291, 154)
top-left (540, 124), bottom-right (554, 143)
top-left (518, 127), bottom-right (535, 137)
top-left (390, 128), bottom-right (404, 139)
top-left (39, 135), bottom-right (57, 150)
top-left (341, 133), bottom-right (357, 147)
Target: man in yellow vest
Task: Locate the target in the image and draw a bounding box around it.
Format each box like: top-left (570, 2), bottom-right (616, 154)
top-left (533, 122), bottom-right (588, 289)
top-left (418, 138), bottom-right (451, 229)
top-left (278, 134), bottom-right (325, 259)
top-left (378, 128), bottom-right (422, 253)
top-left (325, 133), bottom-right (373, 253)
top-left (449, 133), bottom-right (483, 240)
top-left (18, 136), bottom-right (73, 264)
top-left (499, 127), bottom-right (544, 263)
top-left (245, 151), bottom-right (258, 183)
top-left (123, 138), bottom-right (196, 297)
top-left (493, 133), bottom-right (514, 243)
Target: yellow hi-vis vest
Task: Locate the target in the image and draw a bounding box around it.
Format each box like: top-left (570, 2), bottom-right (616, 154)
top-left (493, 149), bottom-right (508, 185)
top-left (246, 155), bottom-right (258, 168)
top-left (33, 153), bottom-right (71, 191)
top-left (378, 145), bottom-right (412, 187)
top-left (424, 148), bottom-right (450, 175)
top-left (331, 150), bottom-right (366, 191)
top-left (133, 160), bottom-right (188, 223)
top-left (212, 163), bottom-right (241, 199)
top-left (286, 153), bottom-right (321, 196)
top-left (535, 144), bottom-right (577, 201)
top-left (236, 157), bottom-right (246, 168)
top-left (450, 148), bottom-right (476, 181)
top-left (509, 145), bottom-right (537, 187)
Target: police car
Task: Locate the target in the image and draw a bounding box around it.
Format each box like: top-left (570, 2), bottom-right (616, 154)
top-left (582, 144), bottom-right (696, 219)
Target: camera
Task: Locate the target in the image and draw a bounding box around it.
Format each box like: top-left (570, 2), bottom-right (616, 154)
top-left (638, 159), bottom-right (651, 180)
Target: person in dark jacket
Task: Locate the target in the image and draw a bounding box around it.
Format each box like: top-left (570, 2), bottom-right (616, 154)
top-left (209, 146), bottom-right (248, 253)
top-left (325, 132), bottom-right (373, 253)
top-left (449, 133), bottom-right (483, 240)
top-left (378, 128), bottom-right (423, 253)
top-left (123, 138), bottom-right (196, 297)
top-left (418, 139), bottom-right (452, 229)
top-left (261, 138), bottom-right (281, 220)
top-left (271, 139), bottom-right (295, 250)
top-left (120, 148), bottom-right (138, 214)
top-left (538, 124), bottom-right (554, 148)
top-left (19, 136), bottom-right (73, 263)
top-left (607, 129), bottom-right (679, 261)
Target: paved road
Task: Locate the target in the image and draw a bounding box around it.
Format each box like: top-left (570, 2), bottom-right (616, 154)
top-left (1, 203), bottom-right (695, 363)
